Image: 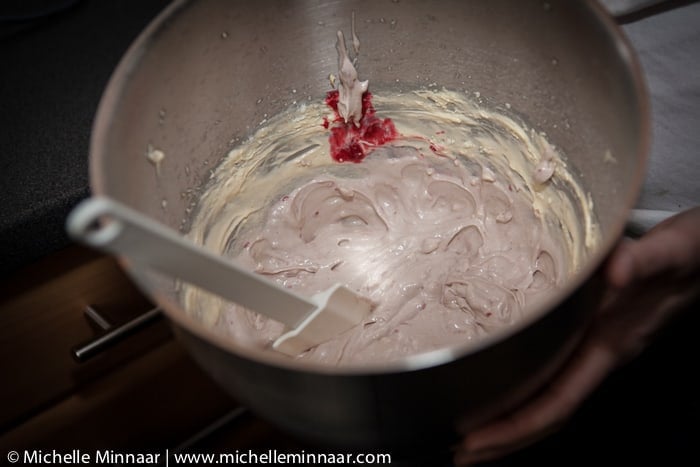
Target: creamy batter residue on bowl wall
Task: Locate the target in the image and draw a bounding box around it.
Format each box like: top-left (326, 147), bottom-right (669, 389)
top-left (182, 88), bottom-right (599, 366)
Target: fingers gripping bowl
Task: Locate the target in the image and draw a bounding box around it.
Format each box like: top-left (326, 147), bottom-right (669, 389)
top-left (87, 0), bottom-right (648, 449)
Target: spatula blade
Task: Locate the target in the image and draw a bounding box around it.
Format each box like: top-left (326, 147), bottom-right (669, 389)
top-left (273, 284), bottom-right (373, 356)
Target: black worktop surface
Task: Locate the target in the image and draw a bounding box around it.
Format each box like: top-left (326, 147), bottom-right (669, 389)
top-left (0, 0), bottom-right (171, 276)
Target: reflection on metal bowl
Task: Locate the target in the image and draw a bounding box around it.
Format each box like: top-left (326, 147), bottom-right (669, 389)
top-left (87, 0), bottom-right (648, 451)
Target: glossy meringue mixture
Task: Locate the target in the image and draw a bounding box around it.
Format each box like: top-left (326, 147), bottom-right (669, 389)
top-left (181, 88), bottom-right (599, 366)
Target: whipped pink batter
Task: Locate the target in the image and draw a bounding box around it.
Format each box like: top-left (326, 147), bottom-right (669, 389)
top-left (221, 148), bottom-right (567, 365)
top-left (183, 89), bottom-right (598, 366)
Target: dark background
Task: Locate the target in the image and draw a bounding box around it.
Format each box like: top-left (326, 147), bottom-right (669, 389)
top-left (1, 1), bottom-right (698, 465)
top-left (0, 0), bottom-right (170, 276)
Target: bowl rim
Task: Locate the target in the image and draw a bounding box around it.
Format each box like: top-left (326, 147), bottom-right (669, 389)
top-left (89, 0), bottom-right (650, 376)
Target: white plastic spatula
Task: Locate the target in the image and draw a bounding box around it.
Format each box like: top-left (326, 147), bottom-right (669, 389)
top-left (66, 197), bottom-right (373, 356)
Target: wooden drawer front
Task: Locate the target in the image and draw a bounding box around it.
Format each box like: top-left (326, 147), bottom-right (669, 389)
top-left (0, 247), bottom-right (169, 430)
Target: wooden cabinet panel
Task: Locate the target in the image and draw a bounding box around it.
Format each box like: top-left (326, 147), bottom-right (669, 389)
top-left (0, 247), bottom-right (169, 430)
top-left (0, 341), bottom-right (238, 451)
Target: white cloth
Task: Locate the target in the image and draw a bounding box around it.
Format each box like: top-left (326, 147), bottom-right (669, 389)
top-left (600, 0), bottom-right (666, 16)
top-left (601, 0), bottom-right (700, 212)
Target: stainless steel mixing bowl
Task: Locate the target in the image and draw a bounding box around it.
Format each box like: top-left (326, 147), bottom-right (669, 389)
top-left (86, 0), bottom-right (648, 450)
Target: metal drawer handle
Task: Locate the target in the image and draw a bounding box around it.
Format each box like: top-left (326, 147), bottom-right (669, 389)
top-left (72, 306), bottom-right (163, 362)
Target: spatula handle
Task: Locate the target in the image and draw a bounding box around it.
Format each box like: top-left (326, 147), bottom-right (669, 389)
top-left (66, 197), bottom-right (315, 328)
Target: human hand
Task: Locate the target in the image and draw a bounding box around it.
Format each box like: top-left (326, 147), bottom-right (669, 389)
top-left (454, 207), bottom-right (700, 465)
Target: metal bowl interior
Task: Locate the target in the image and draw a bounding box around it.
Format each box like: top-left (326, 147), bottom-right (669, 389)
top-left (89, 0), bottom-right (648, 448)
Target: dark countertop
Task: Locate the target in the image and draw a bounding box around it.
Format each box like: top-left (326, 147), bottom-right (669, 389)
top-left (0, 0), bottom-right (171, 276)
